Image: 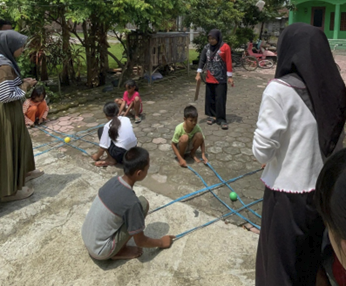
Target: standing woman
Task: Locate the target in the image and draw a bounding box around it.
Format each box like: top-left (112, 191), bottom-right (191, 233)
top-left (195, 29), bottom-right (233, 130)
top-left (253, 23), bottom-right (346, 286)
top-left (0, 30), bottom-right (39, 202)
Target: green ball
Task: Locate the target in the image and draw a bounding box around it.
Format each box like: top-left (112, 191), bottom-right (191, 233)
top-left (229, 192), bottom-right (238, 201)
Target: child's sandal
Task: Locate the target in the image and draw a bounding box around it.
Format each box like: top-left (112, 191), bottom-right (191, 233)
top-left (135, 116), bottom-right (142, 124)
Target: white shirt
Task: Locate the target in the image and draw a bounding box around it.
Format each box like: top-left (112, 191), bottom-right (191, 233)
top-left (100, 116), bottom-right (137, 150)
top-left (252, 80), bottom-right (324, 193)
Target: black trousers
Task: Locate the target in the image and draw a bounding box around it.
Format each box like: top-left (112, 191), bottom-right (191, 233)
top-left (256, 187), bottom-right (325, 286)
top-left (97, 127), bottom-right (127, 163)
top-left (205, 83), bottom-right (227, 123)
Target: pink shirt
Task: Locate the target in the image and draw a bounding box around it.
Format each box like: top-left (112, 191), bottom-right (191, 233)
top-left (123, 91), bottom-right (141, 105)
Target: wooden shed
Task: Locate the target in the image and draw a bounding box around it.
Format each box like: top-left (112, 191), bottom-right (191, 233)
top-left (127, 32), bottom-right (190, 84)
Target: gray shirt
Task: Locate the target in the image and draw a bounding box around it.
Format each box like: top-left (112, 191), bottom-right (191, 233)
top-left (81, 176), bottom-right (145, 259)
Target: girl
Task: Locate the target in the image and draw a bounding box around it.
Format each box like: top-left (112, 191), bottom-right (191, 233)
top-left (195, 29), bottom-right (233, 130)
top-left (253, 23), bottom-right (346, 286)
top-left (0, 30), bottom-right (43, 202)
top-left (315, 149), bottom-right (346, 286)
top-left (92, 102), bottom-right (137, 167)
top-left (114, 79), bottom-right (143, 124)
top-left (23, 85), bottom-right (49, 127)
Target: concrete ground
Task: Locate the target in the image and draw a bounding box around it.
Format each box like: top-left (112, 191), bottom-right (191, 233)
top-left (2, 60), bottom-right (346, 285)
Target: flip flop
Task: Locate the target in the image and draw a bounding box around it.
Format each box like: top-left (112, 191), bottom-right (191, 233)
top-left (221, 121), bottom-right (229, 130)
top-left (207, 117), bottom-right (216, 125)
top-left (135, 116), bottom-right (142, 124)
top-left (1, 187), bottom-right (34, 202)
top-left (25, 169), bottom-right (44, 183)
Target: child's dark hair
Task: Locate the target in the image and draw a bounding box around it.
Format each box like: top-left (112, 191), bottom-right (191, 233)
top-left (125, 79), bottom-right (139, 92)
top-left (315, 148), bottom-right (346, 245)
top-left (30, 86), bottom-right (46, 100)
top-left (184, 105), bottom-right (198, 119)
top-left (103, 102), bottom-right (121, 142)
top-left (0, 19), bottom-right (11, 29)
top-left (123, 147), bottom-right (149, 176)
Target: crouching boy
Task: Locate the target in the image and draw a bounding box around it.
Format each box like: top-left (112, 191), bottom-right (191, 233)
top-left (172, 105), bottom-right (208, 168)
top-left (81, 147), bottom-right (175, 260)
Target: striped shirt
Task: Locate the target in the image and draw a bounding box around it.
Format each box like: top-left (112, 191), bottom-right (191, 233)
top-left (0, 65), bottom-right (29, 103)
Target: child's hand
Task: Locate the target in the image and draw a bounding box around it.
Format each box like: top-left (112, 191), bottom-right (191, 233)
top-left (261, 164), bottom-right (266, 169)
top-left (179, 159), bottom-right (187, 168)
top-left (38, 118), bottom-right (44, 125)
top-left (160, 235), bottom-right (175, 249)
top-left (202, 154), bottom-right (208, 164)
top-left (91, 154), bottom-right (99, 161)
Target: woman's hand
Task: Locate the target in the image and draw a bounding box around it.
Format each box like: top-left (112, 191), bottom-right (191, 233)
top-left (195, 73), bottom-right (201, 82)
top-left (24, 78), bottom-right (37, 87)
top-left (228, 77), bottom-right (234, 86)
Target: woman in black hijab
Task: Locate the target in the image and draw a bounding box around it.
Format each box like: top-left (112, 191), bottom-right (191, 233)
top-left (253, 23), bottom-right (346, 286)
top-left (196, 29), bottom-right (233, 130)
top-left (0, 30), bottom-right (39, 202)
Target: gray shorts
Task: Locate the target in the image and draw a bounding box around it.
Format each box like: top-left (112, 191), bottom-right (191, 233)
top-left (108, 196), bottom-right (149, 258)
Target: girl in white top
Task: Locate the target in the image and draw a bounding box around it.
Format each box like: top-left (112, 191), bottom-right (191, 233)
top-left (253, 23), bottom-right (346, 286)
top-left (92, 102), bottom-right (137, 167)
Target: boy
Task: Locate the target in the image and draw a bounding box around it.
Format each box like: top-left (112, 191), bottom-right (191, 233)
top-left (171, 105), bottom-right (208, 168)
top-left (82, 147), bottom-right (175, 260)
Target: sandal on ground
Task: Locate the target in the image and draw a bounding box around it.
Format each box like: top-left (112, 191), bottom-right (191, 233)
top-left (207, 117), bottom-right (216, 125)
top-left (221, 121), bottom-right (228, 130)
top-left (135, 116), bottom-right (142, 124)
top-left (25, 169), bottom-right (44, 183)
top-left (1, 187), bottom-right (34, 202)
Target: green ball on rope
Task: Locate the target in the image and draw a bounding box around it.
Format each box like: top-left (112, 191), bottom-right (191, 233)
top-left (229, 192), bottom-right (238, 201)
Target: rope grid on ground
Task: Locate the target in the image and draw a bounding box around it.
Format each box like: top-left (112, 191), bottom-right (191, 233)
top-left (32, 125), bottom-right (263, 240)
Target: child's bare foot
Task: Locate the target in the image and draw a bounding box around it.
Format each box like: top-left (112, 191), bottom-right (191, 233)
top-left (111, 246), bottom-right (143, 260)
top-left (95, 156), bottom-right (116, 167)
top-left (91, 154), bottom-right (100, 161)
top-left (190, 152), bottom-right (201, 163)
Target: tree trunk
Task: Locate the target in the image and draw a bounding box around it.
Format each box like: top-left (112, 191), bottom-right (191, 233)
top-left (259, 22), bottom-right (265, 40)
top-left (98, 23), bottom-right (108, 86)
top-left (61, 14), bottom-right (70, 85)
top-left (40, 53), bottom-right (49, 81)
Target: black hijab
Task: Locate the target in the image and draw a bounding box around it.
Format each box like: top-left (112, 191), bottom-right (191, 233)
top-left (275, 23), bottom-right (346, 158)
top-left (208, 29), bottom-right (224, 59)
top-left (0, 30), bottom-right (28, 75)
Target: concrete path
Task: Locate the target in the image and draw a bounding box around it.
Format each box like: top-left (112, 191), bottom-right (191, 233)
top-left (0, 152), bottom-right (258, 286)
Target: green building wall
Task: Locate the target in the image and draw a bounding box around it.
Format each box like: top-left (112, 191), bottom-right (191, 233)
top-left (290, 1), bottom-right (346, 39)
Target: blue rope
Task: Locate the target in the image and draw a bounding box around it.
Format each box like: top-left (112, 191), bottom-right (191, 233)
top-left (149, 168), bottom-right (263, 214)
top-left (206, 162), bottom-right (262, 219)
top-left (33, 139), bottom-right (60, 150)
top-left (174, 198), bottom-right (263, 240)
top-left (35, 126), bottom-right (90, 156)
top-left (34, 143), bottom-right (65, 157)
top-left (187, 166), bottom-right (261, 229)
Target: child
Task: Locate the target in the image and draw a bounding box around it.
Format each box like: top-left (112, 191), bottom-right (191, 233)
top-left (114, 79), bottom-right (143, 124)
top-left (23, 86), bottom-right (49, 127)
top-left (171, 105), bottom-right (207, 168)
top-left (82, 147), bottom-right (175, 260)
top-left (315, 148), bottom-right (346, 286)
top-left (92, 102), bottom-right (137, 167)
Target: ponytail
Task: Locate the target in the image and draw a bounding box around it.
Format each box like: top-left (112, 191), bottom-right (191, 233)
top-left (103, 102), bottom-right (121, 141)
top-left (109, 116), bottom-right (121, 141)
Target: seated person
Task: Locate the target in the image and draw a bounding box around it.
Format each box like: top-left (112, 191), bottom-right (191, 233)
top-left (82, 147), bottom-right (175, 260)
top-left (171, 105), bottom-right (207, 168)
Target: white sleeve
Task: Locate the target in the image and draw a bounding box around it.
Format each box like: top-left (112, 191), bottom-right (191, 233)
top-left (252, 93), bottom-right (288, 164)
top-left (99, 123), bottom-right (112, 149)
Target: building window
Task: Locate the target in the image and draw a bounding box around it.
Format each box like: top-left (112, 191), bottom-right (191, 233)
top-left (330, 12), bottom-right (346, 31)
top-left (341, 12), bottom-right (346, 31)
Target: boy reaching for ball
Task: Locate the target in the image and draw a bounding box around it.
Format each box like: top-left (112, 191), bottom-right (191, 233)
top-left (171, 105), bottom-right (208, 168)
top-left (82, 147), bottom-right (175, 260)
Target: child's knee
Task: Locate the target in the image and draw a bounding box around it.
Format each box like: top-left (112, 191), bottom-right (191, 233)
top-left (179, 134), bottom-right (189, 143)
top-left (30, 106), bottom-right (38, 112)
top-left (194, 132), bottom-right (203, 141)
top-left (134, 96), bottom-right (140, 103)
